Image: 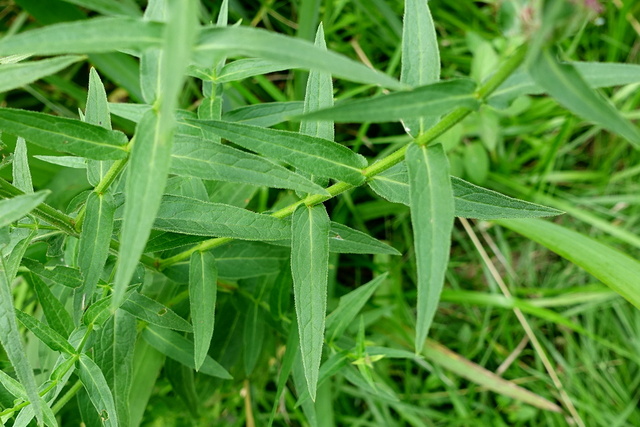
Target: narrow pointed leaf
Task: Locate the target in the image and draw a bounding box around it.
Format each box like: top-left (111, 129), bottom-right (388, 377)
top-left (0, 56), bottom-right (83, 94)
top-left (496, 218), bottom-right (640, 309)
top-left (401, 0), bottom-right (440, 136)
top-left (267, 323), bottom-right (299, 427)
top-left (77, 192), bottom-right (115, 308)
top-left (0, 17), bottom-right (162, 56)
top-left (189, 251), bottom-right (218, 371)
top-left (85, 68), bottom-right (114, 186)
top-left (369, 162), bottom-right (562, 219)
top-left (22, 258), bottom-right (83, 289)
top-left (171, 138), bottom-right (329, 195)
top-left (29, 273), bottom-right (74, 338)
top-left (213, 58), bottom-right (297, 83)
top-left (14, 310), bottom-right (76, 354)
top-left (243, 299), bottom-right (265, 376)
top-left (0, 273), bottom-right (43, 424)
top-left (120, 292), bottom-right (192, 332)
top-left (0, 191), bottom-right (49, 227)
top-left (222, 101), bottom-right (304, 127)
top-left (291, 204), bottom-right (330, 401)
top-left (188, 120), bottom-right (367, 185)
top-left (142, 325), bottom-right (232, 379)
top-left (13, 138), bottom-right (33, 193)
top-left (0, 108), bottom-right (127, 160)
top-left (528, 49), bottom-right (640, 148)
top-left (299, 80), bottom-right (478, 123)
top-left (328, 223), bottom-right (400, 255)
top-left (93, 310), bottom-right (137, 427)
top-left (195, 26), bottom-right (404, 89)
top-left (78, 354), bottom-right (119, 427)
top-left (325, 274), bottom-right (387, 342)
top-left (407, 143), bottom-right (454, 352)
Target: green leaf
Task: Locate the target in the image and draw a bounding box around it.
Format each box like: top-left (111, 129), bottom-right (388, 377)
top-left (85, 68), bottom-right (114, 186)
top-left (490, 61), bottom-right (640, 108)
top-left (0, 108), bottom-right (128, 160)
top-left (22, 258), bottom-right (83, 289)
top-left (92, 310), bottom-right (137, 427)
top-left (0, 17), bottom-right (162, 56)
top-left (496, 218), bottom-right (640, 310)
top-left (213, 58), bottom-right (297, 83)
top-left (243, 297), bottom-right (265, 376)
top-left (328, 223), bottom-right (400, 255)
top-left (189, 251), bottom-right (218, 371)
top-left (325, 273), bottom-right (387, 342)
top-left (142, 325), bottom-right (232, 379)
top-left (13, 138), bottom-right (33, 193)
top-left (188, 120), bottom-right (368, 186)
top-left (401, 0), bottom-right (440, 136)
top-left (298, 80), bottom-right (479, 124)
top-left (407, 143), bottom-right (454, 352)
top-left (0, 272), bottom-right (43, 424)
top-left (113, 0), bottom-right (198, 310)
top-left (222, 101), bottom-right (304, 127)
top-left (213, 241), bottom-right (289, 279)
top-left (291, 204), bottom-right (330, 401)
top-left (0, 191), bottom-right (49, 227)
top-left (151, 195), bottom-right (290, 240)
top-left (29, 273), bottom-right (74, 338)
top-left (77, 192), bottom-right (115, 309)
top-left (195, 26), bottom-right (404, 90)
top-left (369, 162), bottom-right (562, 219)
top-left (171, 137), bottom-right (329, 195)
top-left (4, 230), bottom-right (37, 284)
top-left (120, 292), bottom-right (193, 332)
top-left (0, 56), bottom-right (83, 94)
top-left (528, 49), bottom-right (640, 148)
top-left (14, 309), bottom-right (76, 354)
top-left (267, 323), bottom-right (298, 427)
top-left (78, 354), bottom-right (119, 427)
top-left (59, 0), bottom-right (141, 16)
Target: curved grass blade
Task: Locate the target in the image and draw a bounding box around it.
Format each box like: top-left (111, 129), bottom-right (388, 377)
top-left (528, 49), bottom-right (640, 148)
top-left (0, 108), bottom-right (127, 160)
top-left (171, 137), bottom-right (329, 195)
top-left (299, 80), bottom-right (478, 123)
top-left (189, 251), bottom-right (218, 371)
top-left (0, 55), bottom-right (82, 94)
top-left (0, 190), bottom-right (49, 227)
top-left (142, 325), bottom-right (232, 379)
top-left (401, 0), bottom-right (440, 136)
top-left (496, 218), bottom-right (640, 309)
top-left (78, 354), bottom-right (119, 427)
top-left (195, 26), bottom-right (404, 90)
top-left (0, 17), bottom-right (162, 56)
top-left (369, 162), bottom-right (562, 219)
top-left (120, 292), bottom-right (192, 332)
top-left (14, 310), bottom-right (76, 354)
top-left (0, 273), bottom-right (43, 424)
top-left (188, 120), bottom-right (367, 185)
top-left (291, 204), bottom-right (330, 401)
top-left (77, 192), bottom-right (115, 310)
top-left (407, 143), bottom-right (454, 352)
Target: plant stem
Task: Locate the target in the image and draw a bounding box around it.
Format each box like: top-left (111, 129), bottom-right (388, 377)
top-left (51, 380), bottom-right (83, 414)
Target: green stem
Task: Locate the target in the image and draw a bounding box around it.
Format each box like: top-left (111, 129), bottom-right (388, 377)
top-left (51, 380), bottom-right (83, 414)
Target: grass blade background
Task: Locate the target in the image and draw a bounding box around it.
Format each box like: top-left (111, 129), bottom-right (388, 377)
top-left (189, 251), bottom-right (218, 371)
top-left (401, 0), bottom-right (440, 136)
top-left (528, 48), bottom-right (640, 148)
top-left (496, 218), bottom-right (640, 309)
top-left (407, 143), bottom-right (454, 352)
top-left (291, 204), bottom-right (331, 401)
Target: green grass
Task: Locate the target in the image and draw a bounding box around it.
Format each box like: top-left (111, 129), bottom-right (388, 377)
top-left (1, 0), bottom-right (640, 426)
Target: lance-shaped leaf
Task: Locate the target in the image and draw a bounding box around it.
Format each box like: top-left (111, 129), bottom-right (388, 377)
top-left (13, 138), bottom-right (34, 193)
top-left (0, 274), bottom-right (43, 424)
top-left (171, 137), bottom-right (328, 195)
top-left (222, 101), bottom-right (304, 127)
top-left (150, 195), bottom-right (290, 240)
top-left (407, 143), bottom-right (454, 352)
top-left (93, 310), bottom-right (137, 427)
top-left (0, 55), bottom-right (83, 94)
top-left (0, 190), bottom-right (49, 227)
top-left (188, 120), bottom-right (367, 185)
top-left (496, 218), bottom-right (640, 310)
top-left (528, 49), bottom-right (640, 148)
top-left (120, 292), bottom-right (192, 332)
top-left (0, 108), bottom-right (127, 160)
top-left (22, 259), bottom-right (83, 289)
top-left (195, 26), bottom-right (404, 90)
top-left (142, 325), bottom-right (232, 379)
top-left (77, 192), bottom-right (115, 310)
top-left (189, 251), bottom-right (218, 371)
top-left (291, 204), bottom-right (330, 401)
top-left (490, 62), bottom-right (640, 108)
top-left (213, 58), bottom-right (298, 83)
top-left (85, 67), bottom-right (114, 186)
top-left (14, 310), bottom-right (76, 354)
top-left (0, 17), bottom-right (162, 56)
top-left (369, 162), bottom-right (562, 219)
top-left (299, 80), bottom-right (478, 123)
top-left (401, 0), bottom-right (440, 136)
top-left (328, 223), bottom-right (400, 255)
top-left (78, 354), bottom-right (119, 427)
top-left (29, 273), bottom-right (74, 338)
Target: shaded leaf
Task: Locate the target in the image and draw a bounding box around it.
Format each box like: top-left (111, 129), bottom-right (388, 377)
top-left (189, 251), bottom-right (218, 370)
